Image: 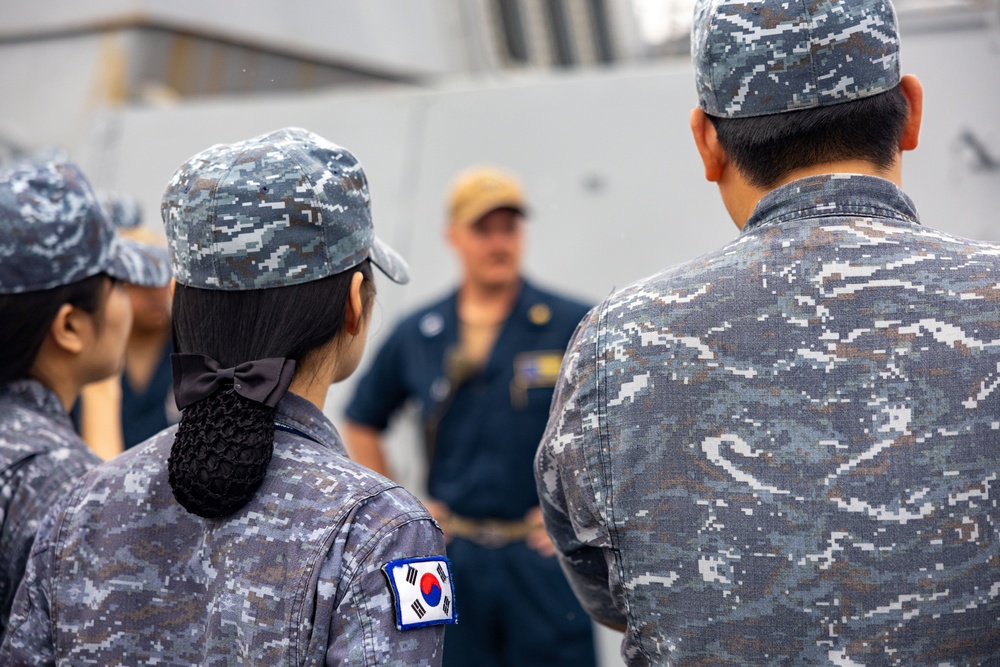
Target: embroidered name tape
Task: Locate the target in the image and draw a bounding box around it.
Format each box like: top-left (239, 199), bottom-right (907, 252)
top-left (383, 556), bottom-right (457, 630)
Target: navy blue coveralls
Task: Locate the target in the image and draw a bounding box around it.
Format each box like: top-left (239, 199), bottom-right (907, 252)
top-left (346, 278), bottom-right (596, 667)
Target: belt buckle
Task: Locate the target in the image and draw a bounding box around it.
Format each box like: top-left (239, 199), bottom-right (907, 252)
top-left (474, 521), bottom-right (513, 548)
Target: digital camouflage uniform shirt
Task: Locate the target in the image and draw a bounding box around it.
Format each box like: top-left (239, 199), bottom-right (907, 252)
top-left (1, 392), bottom-right (449, 666)
top-left (0, 380), bottom-right (100, 636)
top-left (536, 174), bottom-right (1000, 665)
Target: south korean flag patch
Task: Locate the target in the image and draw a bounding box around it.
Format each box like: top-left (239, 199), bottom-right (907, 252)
top-left (383, 556), bottom-right (457, 630)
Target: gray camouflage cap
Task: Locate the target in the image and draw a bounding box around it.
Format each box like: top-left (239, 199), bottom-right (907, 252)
top-left (161, 127), bottom-right (410, 290)
top-left (692, 0), bottom-right (901, 118)
top-left (98, 191), bottom-right (143, 230)
top-left (0, 160), bottom-right (171, 295)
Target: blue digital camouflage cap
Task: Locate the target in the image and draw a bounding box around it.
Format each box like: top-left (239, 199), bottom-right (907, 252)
top-left (0, 160), bottom-right (171, 295)
top-left (98, 191), bottom-right (143, 230)
top-left (161, 127), bottom-right (410, 290)
top-left (692, 0), bottom-right (901, 118)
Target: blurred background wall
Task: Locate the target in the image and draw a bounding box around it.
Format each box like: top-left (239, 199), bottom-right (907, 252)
top-left (3, 1), bottom-right (999, 663)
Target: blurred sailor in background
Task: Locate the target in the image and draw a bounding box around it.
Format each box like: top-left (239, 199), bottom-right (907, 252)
top-left (344, 166), bottom-right (596, 667)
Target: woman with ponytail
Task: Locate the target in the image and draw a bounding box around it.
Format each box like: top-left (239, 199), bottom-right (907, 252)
top-left (2, 129), bottom-right (454, 666)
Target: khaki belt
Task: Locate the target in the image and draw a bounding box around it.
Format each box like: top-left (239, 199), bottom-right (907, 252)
top-left (441, 514), bottom-right (534, 548)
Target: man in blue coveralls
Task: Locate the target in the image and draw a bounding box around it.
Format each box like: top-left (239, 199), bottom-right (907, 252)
top-left (343, 166), bottom-right (597, 667)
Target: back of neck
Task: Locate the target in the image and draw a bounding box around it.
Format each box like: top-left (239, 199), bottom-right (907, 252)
top-left (730, 158), bottom-right (901, 230)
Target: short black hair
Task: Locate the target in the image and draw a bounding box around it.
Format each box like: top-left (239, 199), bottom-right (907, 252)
top-left (168, 260), bottom-right (375, 518)
top-left (709, 86), bottom-right (910, 189)
top-left (0, 274), bottom-right (110, 384)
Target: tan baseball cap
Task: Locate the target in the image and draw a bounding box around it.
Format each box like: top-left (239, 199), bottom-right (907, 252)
top-left (447, 166), bottom-right (526, 227)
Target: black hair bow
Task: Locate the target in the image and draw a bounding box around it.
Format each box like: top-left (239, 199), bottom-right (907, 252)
top-left (171, 354), bottom-right (297, 410)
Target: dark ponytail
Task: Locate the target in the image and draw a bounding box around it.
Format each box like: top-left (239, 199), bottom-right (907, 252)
top-left (168, 260), bottom-right (375, 518)
top-left (168, 390), bottom-right (275, 517)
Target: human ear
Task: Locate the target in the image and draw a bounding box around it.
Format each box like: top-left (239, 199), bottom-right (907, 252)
top-left (344, 271), bottom-right (366, 336)
top-left (898, 74), bottom-right (924, 152)
top-left (690, 108), bottom-right (727, 182)
top-left (48, 303), bottom-right (89, 356)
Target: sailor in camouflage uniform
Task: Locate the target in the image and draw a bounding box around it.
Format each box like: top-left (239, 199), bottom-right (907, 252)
top-left (0, 159), bottom-right (170, 636)
top-left (536, 1), bottom-right (1000, 664)
top-left (1, 128), bottom-right (455, 665)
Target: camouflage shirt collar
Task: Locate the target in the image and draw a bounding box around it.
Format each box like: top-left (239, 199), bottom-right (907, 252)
top-left (274, 390), bottom-right (344, 455)
top-left (0, 379), bottom-right (72, 428)
top-left (743, 174), bottom-right (921, 234)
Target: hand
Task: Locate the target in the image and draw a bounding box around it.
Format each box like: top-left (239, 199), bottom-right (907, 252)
top-left (424, 499), bottom-right (453, 544)
top-left (524, 506), bottom-right (557, 557)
